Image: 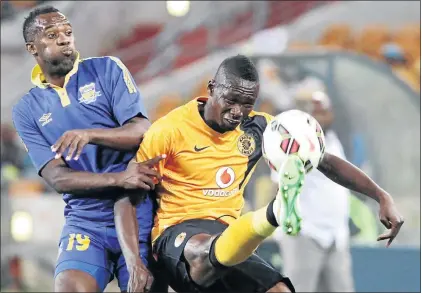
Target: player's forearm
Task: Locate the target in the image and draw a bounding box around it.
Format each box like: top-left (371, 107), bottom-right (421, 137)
top-left (317, 152), bottom-right (393, 204)
top-left (114, 196), bottom-right (142, 267)
top-left (42, 163), bottom-right (122, 194)
top-left (87, 117), bottom-right (150, 151)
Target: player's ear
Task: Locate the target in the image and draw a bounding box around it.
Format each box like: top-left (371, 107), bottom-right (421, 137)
top-left (26, 42), bottom-right (38, 56)
top-left (208, 79), bottom-right (215, 96)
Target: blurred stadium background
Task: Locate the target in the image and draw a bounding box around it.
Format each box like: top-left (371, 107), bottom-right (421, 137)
top-left (1, 0), bottom-right (420, 292)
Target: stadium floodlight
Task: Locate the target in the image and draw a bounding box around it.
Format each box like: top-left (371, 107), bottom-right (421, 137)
top-left (166, 1), bottom-right (190, 17)
top-left (11, 211), bottom-right (33, 242)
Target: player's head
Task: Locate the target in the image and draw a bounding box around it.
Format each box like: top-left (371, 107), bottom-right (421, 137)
top-left (23, 6), bottom-right (77, 77)
top-left (206, 55), bottom-right (260, 132)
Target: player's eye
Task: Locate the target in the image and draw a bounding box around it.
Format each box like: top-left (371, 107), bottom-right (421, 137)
top-left (243, 104), bottom-right (253, 109)
top-left (66, 30), bottom-right (72, 36)
top-left (47, 33), bottom-right (56, 39)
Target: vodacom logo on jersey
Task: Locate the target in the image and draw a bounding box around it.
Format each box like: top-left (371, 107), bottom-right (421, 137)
top-left (203, 167), bottom-right (239, 197)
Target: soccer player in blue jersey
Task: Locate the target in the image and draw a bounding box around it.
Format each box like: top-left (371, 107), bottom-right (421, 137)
top-left (12, 6), bottom-right (160, 292)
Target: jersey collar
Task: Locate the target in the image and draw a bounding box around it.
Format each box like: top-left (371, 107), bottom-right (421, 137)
top-left (31, 51), bottom-right (81, 89)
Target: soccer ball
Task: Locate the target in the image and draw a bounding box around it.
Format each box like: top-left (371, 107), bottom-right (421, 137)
top-left (262, 110), bottom-right (326, 174)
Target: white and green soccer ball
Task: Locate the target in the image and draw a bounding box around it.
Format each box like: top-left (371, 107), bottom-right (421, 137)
top-left (262, 110), bottom-right (326, 174)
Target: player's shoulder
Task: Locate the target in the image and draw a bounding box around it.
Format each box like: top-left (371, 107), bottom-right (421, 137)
top-left (80, 55), bottom-right (127, 71)
top-left (80, 56), bottom-right (124, 67)
top-left (248, 110), bottom-right (275, 125)
top-left (12, 92), bottom-right (35, 120)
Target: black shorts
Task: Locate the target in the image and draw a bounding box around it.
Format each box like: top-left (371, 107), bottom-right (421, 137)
top-left (152, 219), bottom-right (295, 293)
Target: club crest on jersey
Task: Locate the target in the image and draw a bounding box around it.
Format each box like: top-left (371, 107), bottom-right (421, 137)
top-left (215, 167), bottom-right (235, 189)
top-left (237, 133), bottom-right (256, 156)
top-left (79, 82), bottom-right (101, 104)
top-left (174, 232), bottom-right (187, 247)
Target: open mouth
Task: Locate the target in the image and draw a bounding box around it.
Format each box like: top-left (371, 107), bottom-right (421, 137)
top-left (224, 118), bottom-right (241, 126)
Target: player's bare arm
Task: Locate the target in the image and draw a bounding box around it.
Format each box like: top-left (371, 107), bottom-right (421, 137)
top-left (40, 156), bottom-right (161, 195)
top-left (115, 197), bottom-right (154, 293)
top-left (317, 152), bottom-right (404, 247)
top-left (52, 116), bottom-right (150, 161)
top-left (114, 155), bottom-right (165, 293)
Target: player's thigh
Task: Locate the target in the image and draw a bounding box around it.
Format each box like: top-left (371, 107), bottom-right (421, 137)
top-left (115, 241), bottom-right (153, 292)
top-left (54, 224), bottom-right (113, 292)
top-left (319, 246), bottom-right (355, 292)
top-left (153, 219), bottom-right (228, 292)
top-left (220, 252), bottom-right (295, 293)
top-left (279, 234), bottom-right (326, 292)
top-left (55, 268), bottom-right (103, 292)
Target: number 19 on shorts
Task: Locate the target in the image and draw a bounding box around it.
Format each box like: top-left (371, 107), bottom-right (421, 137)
top-left (66, 233), bottom-right (90, 251)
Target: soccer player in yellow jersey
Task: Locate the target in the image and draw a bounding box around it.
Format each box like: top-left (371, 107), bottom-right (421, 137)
top-left (115, 55), bottom-right (404, 292)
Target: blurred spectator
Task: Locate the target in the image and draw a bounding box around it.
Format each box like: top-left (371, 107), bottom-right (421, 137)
top-left (275, 91), bottom-right (355, 292)
top-left (1, 124), bottom-right (24, 190)
top-left (1, 124), bottom-right (24, 170)
top-left (256, 58), bottom-right (294, 111)
top-left (381, 43), bottom-right (420, 92)
top-left (1, 1), bottom-right (16, 21)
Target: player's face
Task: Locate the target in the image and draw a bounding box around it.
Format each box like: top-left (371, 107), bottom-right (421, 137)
top-left (312, 100), bottom-right (333, 130)
top-left (209, 79), bottom-right (259, 131)
top-left (26, 12), bottom-right (77, 77)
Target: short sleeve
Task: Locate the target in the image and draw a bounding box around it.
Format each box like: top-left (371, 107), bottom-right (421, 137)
top-left (12, 104), bottom-right (55, 175)
top-left (108, 57), bottom-right (148, 125)
top-left (136, 118), bottom-right (175, 175)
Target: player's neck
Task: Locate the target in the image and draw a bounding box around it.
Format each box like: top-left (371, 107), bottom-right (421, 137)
top-left (39, 64), bottom-right (67, 88)
top-left (44, 72), bottom-right (66, 87)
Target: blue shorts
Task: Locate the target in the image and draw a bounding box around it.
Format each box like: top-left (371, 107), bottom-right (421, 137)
top-left (54, 223), bottom-right (151, 291)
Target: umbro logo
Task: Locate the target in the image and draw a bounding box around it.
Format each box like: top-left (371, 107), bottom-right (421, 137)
top-left (194, 145), bottom-right (210, 152)
top-left (39, 113), bottom-right (52, 126)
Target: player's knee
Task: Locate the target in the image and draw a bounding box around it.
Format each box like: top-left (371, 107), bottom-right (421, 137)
top-left (183, 234), bottom-right (219, 287)
top-left (54, 270), bottom-right (99, 292)
top-left (267, 281), bottom-right (292, 293)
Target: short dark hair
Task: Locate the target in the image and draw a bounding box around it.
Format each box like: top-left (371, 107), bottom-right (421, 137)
top-left (23, 6), bottom-right (60, 43)
top-left (216, 54), bottom-right (259, 82)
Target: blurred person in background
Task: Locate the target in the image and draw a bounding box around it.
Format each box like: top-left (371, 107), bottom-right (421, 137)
top-left (1, 124), bottom-right (25, 190)
top-left (257, 58), bottom-right (294, 112)
top-left (274, 91), bottom-right (371, 292)
top-left (12, 6), bottom-right (163, 292)
top-left (1, 124), bottom-right (25, 171)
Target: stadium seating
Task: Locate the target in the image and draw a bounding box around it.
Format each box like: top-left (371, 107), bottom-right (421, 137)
top-left (314, 23), bottom-right (420, 91)
top-left (115, 24), bottom-right (163, 51)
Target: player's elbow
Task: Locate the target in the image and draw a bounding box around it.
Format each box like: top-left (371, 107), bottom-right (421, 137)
top-left (48, 174), bottom-right (71, 194)
top-left (41, 163), bottom-right (74, 194)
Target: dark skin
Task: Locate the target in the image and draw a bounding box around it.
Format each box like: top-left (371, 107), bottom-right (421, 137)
top-left (117, 69), bottom-right (403, 292)
top-left (25, 11), bottom-right (160, 293)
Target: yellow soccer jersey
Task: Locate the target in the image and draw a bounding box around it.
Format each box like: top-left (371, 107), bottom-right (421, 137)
top-left (136, 97), bottom-right (274, 241)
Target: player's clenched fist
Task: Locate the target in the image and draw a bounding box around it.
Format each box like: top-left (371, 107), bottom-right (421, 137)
top-left (51, 129), bottom-right (90, 161)
top-left (117, 154), bottom-right (166, 191)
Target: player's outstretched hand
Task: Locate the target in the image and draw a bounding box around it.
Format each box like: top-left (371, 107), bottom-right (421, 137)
top-left (51, 129), bottom-right (90, 161)
top-left (118, 155), bottom-right (166, 191)
top-left (377, 196), bottom-right (404, 247)
top-left (127, 262), bottom-right (154, 292)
